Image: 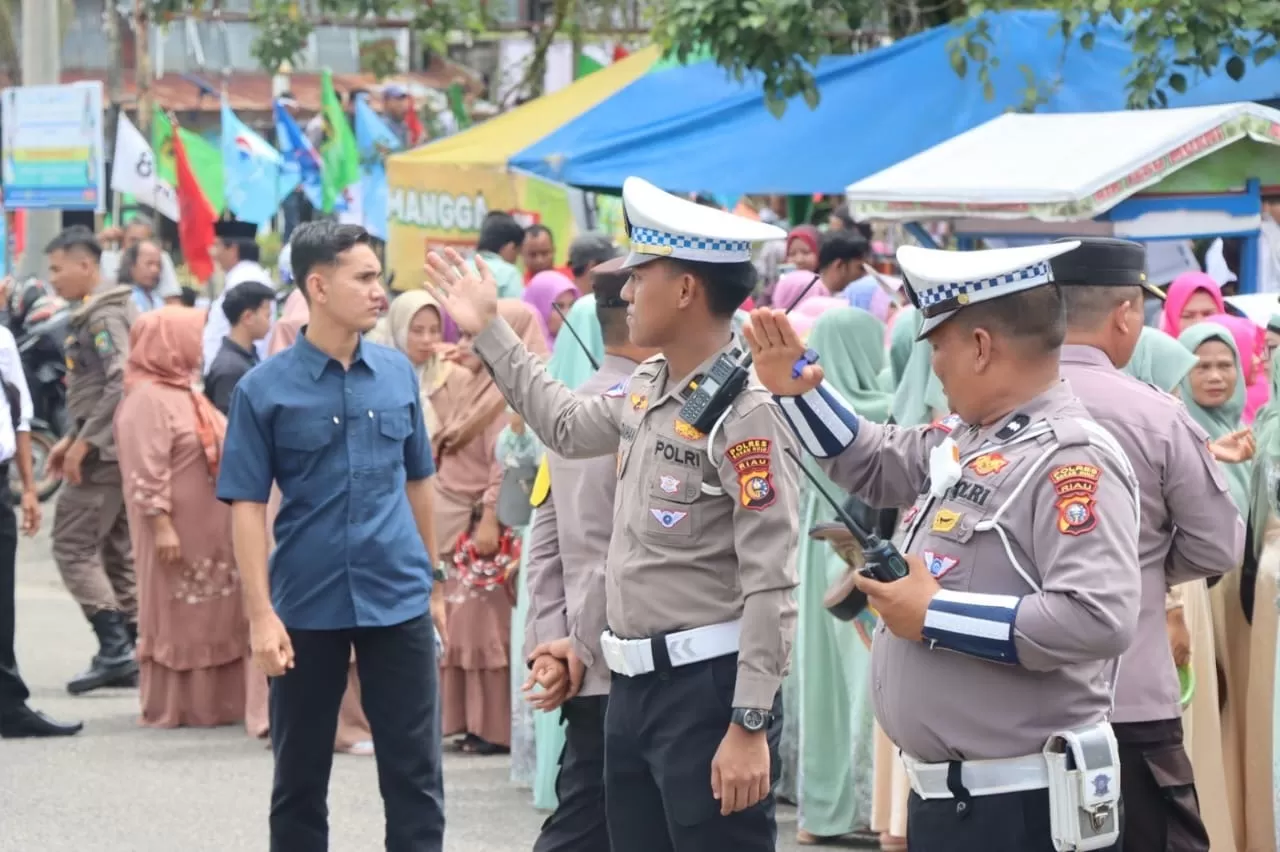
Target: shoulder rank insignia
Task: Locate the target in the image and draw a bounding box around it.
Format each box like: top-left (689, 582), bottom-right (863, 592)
top-left (930, 413), bottom-right (963, 434)
top-left (674, 419), bottom-right (704, 441)
top-left (1049, 463), bottom-right (1101, 536)
top-left (968, 453), bottom-right (1009, 476)
top-left (630, 393), bottom-right (648, 411)
top-left (603, 381), bottom-right (626, 399)
top-left (726, 438), bottom-right (776, 511)
top-left (92, 329), bottom-right (115, 357)
top-left (995, 414), bottom-right (1031, 442)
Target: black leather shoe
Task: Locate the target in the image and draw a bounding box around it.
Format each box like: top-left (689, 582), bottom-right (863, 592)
top-left (0, 705), bottom-right (83, 738)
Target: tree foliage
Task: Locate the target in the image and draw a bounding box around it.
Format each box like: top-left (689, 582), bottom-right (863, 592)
top-left (652, 0), bottom-right (1280, 116)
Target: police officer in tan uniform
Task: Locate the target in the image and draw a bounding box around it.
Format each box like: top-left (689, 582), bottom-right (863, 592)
top-left (1055, 237), bottom-right (1242, 851)
top-left (424, 178), bottom-right (801, 852)
top-left (45, 227), bottom-right (138, 696)
top-left (747, 242), bottom-right (1142, 852)
top-left (521, 261), bottom-right (657, 851)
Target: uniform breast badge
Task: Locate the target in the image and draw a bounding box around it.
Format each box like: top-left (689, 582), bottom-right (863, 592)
top-left (603, 381), bottom-right (626, 399)
top-left (1049, 463), bottom-right (1101, 536)
top-left (630, 393), bottom-right (648, 411)
top-left (674, 419), bottom-right (704, 441)
top-left (922, 550), bottom-right (958, 578)
top-left (931, 508), bottom-right (961, 533)
top-left (726, 438), bottom-right (776, 511)
top-left (968, 452), bottom-right (1009, 476)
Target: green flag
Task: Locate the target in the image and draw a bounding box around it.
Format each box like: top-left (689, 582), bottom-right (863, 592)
top-left (319, 69), bottom-right (360, 213)
top-left (151, 105), bottom-right (225, 213)
top-left (447, 83), bottom-right (472, 131)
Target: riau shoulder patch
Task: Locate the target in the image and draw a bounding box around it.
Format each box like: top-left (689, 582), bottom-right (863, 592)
top-left (603, 381), bottom-right (626, 399)
top-left (930, 413), bottom-right (963, 434)
top-left (726, 438), bottom-right (776, 511)
top-left (92, 329), bottom-right (115, 357)
top-left (1049, 463), bottom-right (1101, 536)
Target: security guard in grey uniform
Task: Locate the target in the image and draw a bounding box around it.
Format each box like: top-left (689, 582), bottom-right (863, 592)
top-left (746, 241), bottom-right (1143, 852)
top-left (45, 227), bottom-right (138, 696)
top-left (425, 177), bottom-right (801, 852)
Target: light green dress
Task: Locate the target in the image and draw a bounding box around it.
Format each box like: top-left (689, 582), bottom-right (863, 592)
top-left (795, 308), bottom-right (894, 836)
top-left (510, 295), bottom-right (606, 809)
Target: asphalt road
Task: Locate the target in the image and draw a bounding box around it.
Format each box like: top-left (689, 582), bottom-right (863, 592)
top-left (2, 523), bottom-right (817, 851)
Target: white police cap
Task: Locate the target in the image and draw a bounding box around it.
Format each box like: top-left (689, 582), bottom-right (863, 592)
top-left (620, 177), bottom-right (785, 269)
top-left (900, 241), bottom-right (1082, 340)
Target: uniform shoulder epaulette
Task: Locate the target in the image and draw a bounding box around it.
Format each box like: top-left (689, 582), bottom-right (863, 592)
top-left (929, 413), bottom-right (964, 434)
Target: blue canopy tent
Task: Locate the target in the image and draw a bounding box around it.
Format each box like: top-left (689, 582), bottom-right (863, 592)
top-left (511, 10), bottom-right (1280, 195)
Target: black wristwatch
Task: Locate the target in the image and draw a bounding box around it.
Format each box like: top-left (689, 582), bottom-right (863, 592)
top-left (731, 707), bottom-right (771, 733)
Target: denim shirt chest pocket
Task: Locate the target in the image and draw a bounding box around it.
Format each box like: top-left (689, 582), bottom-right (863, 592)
top-left (373, 405), bottom-right (414, 471)
top-left (273, 410), bottom-right (341, 480)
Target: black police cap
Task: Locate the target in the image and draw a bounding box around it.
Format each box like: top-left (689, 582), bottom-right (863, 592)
top-left (1049, 236), bottom-right (1165, 299)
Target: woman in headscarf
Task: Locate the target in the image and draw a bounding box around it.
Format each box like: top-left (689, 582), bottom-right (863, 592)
top-left (522, 270), bottom-right (580, 348)
top-left (793, 308), bottom-right (893, 846)
top-left (1178, 321), bottom-right (1275, 851)
top-left (888, 307), bottom-right (948, 427)
top-left (1161, 271), bottom-right (1226, 336)
top-left (785, 225), bottom-right (820, 273)
top-left (244, 288), bottom-right (375, 754)
top-left (381, 290), bottom-right (451, 436)
top-left (1207, 312), bottom-right (1271, 423)
top-left (113, 307), bottom-right (244, 728)
top-left (436, 300), bottom-right (550, 755)
top-left (1124, 326), bottom-right (1235, 850)
top-left (771, 269), bottom-right (830, 310)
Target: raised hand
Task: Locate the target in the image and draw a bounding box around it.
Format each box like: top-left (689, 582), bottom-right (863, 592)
top-left (422, 247), bottom-right (499, 336)
top-left (742, 308), bottom-right (824, 397)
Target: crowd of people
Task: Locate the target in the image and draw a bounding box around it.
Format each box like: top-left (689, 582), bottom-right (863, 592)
top-left (2, 175), bottom-right (1280, 852)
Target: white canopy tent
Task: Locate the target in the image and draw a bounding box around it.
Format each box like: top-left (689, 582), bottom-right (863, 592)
top-left (845, 102), bottom-right (1280, 242)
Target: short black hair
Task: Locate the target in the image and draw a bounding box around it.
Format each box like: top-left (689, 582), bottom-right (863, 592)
top-left (830, 204), bottom-right (873, 240)
top-left (665, 259), bottom-right (757, 319)
top-left (1061, 285), bottom-right (1144, 331)
top-left (594, 270), bottom-right (631, 346)
top-left (222, 236), bottom-right (261, 264)
top-left (45, 226), bottom-right (102, 262)
top-left (525, 223), bottom-right (552, 241)
top-left (222, 281), bottom-right (278, 325)
top-left (818, 231), bottom-right (870, 271)
top-left (477, 213), bottom-right (525, 255)
top-left (954, 285), bottom-right (1066, 354)
top-left (290, 222), bottom-right (374, 301)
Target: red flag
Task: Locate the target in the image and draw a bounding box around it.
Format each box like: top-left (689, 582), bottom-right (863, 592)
top-left (612, 44), bottom-right (630, 62)
top-left (171, 127), bottom-right (216, 282)
top-left (405, 95), bottom-right (426, 146)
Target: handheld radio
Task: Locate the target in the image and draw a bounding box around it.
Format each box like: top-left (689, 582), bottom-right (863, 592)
top-left (784, 448), bottom-right (910, 621)
top-left (677, 274), bottom-right (822, 434)
top-left (551, 302), bottom-right (600, 372)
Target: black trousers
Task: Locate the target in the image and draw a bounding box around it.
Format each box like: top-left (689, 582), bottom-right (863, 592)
top-left (908, 786), bottom-right (1122, 852)
top-left (604, 654), bottom-right (781, 852)
top-left (0, 492), bottom-right (29, 714)
top-left (1114, 718), bottom-right (1209, 852)
top-left (534, 695), bottom-right (610, 852)
top-left (268, 613), bottom-right (444, 852)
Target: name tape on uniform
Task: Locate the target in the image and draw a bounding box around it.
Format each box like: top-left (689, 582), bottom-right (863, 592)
top-left (726, 438), bottom-right (777, 511)
top-left (1050, 463), bottom-right (1101, 536)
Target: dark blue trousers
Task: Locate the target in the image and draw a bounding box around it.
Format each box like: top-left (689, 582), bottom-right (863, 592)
top-left (268, 613), bottom-right (444, 852)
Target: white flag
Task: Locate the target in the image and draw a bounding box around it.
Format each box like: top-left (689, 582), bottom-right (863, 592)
top-left (110, 113), bottom-right (180, 222)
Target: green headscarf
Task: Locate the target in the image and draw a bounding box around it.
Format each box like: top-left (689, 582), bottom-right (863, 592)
top-left (1248, 347), bottom-right (1280, 545)
top-left (1122, 327), bottom-right (1199, 393)
top-left (1178, 322), bottom-right (1252, 516)
top-left (545, 293), bottom-right (604, 389)
top-left (881, 304), bottom-right (916, 391)
top-left (889, 307), bottom-right (948, 426)
top-left (807, 307), bottom-right (894, 424)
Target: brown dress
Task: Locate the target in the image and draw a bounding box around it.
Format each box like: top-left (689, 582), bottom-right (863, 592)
top-left (115, 381), bottom-right (246, 728)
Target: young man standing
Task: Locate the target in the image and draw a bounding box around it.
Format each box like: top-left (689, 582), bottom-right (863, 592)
top-left (203, 219), bottom-right (273, 372)
top-left (204, 281), bottom-right (277, 415)
top-left (474, 212), bottom-right (525, 300)
top-left (45, 227), bottom-right (138, 696)
top-left (217, 222), bottom-right (444, 852)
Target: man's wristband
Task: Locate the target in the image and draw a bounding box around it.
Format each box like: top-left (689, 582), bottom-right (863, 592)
top-left (921, 590), bottom-right (1021, 665)
top-left (774, 381), bottom-right (860, 458)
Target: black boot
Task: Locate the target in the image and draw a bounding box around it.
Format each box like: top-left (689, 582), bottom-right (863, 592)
top-left (0, 705), bottom-right (83, 738)
top-left (118, 621), bottom-right (139, 688)
top-left (66, 610), bottom-right (138, 695)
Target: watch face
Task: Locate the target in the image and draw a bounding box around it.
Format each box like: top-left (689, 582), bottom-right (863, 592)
top-left (742, 708), bottom-right (766, 731)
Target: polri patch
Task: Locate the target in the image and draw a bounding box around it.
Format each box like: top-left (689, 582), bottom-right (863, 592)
top-left (726, 438), bottom-right (776, 511)
top-left (93, 330), bottom-right (115, 357)
top-left (603, 381), bottom-right (626, 399)
top-left (931, 508), bottom-right (961, 533)
top-left (922, 550), bottom-right (958, 578)
top-left (968, 453), bottom-right (1008, 476)
top-left (649, 508), bottom-right (688, 529)
top-left (674, 419), bottom-right (704, 441)
top-left (1049, 463), bottom-right (1101, 536)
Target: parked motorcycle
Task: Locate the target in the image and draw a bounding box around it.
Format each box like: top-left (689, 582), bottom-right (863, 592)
top-left (8, 285), bottom-right (69, 503)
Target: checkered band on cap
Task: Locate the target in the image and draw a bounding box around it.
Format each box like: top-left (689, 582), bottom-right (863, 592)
top-left (629, 226), bottom-right (752, 263)
top-left (917, 260), bottom-right (1054, 318)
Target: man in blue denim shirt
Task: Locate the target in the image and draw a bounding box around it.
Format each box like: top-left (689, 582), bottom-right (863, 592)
top-left (217, 222), bottom-right (444, 852)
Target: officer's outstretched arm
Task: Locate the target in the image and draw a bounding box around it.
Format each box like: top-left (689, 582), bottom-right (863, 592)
top-left (1163, 408), bottom-right (1245, 584)
top-left (471, 318), bottom-right (623, 460)
top-left (1011, 448), bottom-right (1141, 670)
top-left (713, 397), bottom-right (801, 709)
top-left (773, 381), bottom-right (948, 509)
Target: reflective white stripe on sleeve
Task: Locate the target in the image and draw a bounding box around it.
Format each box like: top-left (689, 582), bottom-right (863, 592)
top-left (922, 589), bottom-right (1021, 664)
top-left (775, 382), bottom-right (859, 458)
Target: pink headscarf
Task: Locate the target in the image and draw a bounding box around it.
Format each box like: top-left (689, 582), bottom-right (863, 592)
top-left (1161, 272), bottom-right (1225, 336)
top-left (869, 286), bottom-right (895, 322)
top-left (522, 270), bottom-right (579, 345)
top-left (790, 313), bottom-right (817, 340)
top-left (771, 270), bottom-right (830, 310)
top-left (1206, 312), bottom-right (1270, 422)
top-left (794, 296), bottom-right (849, 320)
